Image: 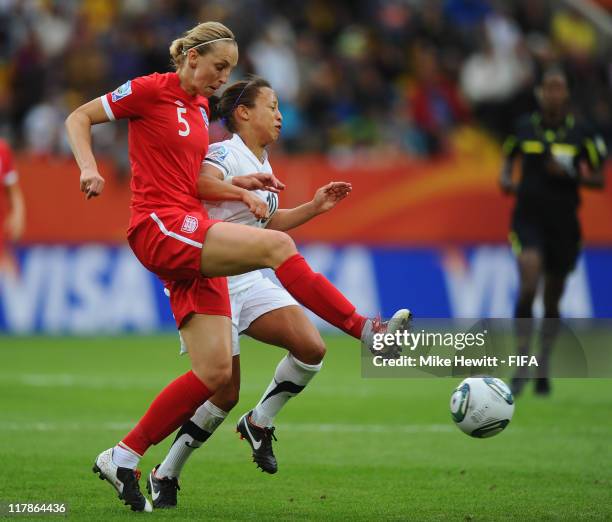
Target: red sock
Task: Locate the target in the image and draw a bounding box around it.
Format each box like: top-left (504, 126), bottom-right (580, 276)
top-left (275, 254), bottom-right (367, 339)
top-left (121, 371), bottom-right (212, 456)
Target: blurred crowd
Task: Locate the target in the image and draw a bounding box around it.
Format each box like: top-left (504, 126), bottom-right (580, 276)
top-left (1, 0), bottom-right (611, 172)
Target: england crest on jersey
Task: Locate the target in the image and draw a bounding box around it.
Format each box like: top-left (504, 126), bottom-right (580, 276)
top-left (200, 107), bottom-right (209, 128)
top-left (111, 80), bottom-right (132, 102)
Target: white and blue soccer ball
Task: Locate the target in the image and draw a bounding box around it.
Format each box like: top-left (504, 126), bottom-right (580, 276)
top-left (450, 377), bottom-right (515, 438)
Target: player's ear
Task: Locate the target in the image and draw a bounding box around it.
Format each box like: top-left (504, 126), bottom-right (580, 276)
top-left (236, 105), bottom-right (249, 122)
top-left (187, 49), bottom-right (199, 69)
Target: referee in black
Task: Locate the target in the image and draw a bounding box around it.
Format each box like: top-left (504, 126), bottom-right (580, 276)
top-left (500, 68), bottom-right (606, 396)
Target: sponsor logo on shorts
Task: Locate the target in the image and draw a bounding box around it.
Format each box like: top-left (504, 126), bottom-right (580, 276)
top-left (181, 215), bottom-right (199, 234)
top-left (111, 80), bottom-right (132, 102)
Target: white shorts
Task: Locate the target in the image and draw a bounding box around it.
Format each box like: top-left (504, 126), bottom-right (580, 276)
top-left (179, 277), bottom-right (298, 356)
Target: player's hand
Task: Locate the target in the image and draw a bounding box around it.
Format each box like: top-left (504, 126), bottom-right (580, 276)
top-left (577, 159), bottom-right (605, 188)
top-left (5, 212), bottom-right (24, 241)
top-left (312, 182), bottom-right (352, 213)
top-left (241, 190), bottom-right (269, 220)
top-left (234, 173), bottom-right (285, 193)
top-left (80, 168), bottom-right (105, 199)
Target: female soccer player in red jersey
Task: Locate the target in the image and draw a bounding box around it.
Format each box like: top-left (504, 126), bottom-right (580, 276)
top-left (147, 78), bottom-right (359, 508)
top-left (66, 22), bottom-right (409, 512)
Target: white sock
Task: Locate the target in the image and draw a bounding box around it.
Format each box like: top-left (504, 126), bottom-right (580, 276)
top-left (156, 401), bottom-right (227, 479)
top-left (250, 354), bottom-right (322, 428)
top-left (112, 444), bottom-right (140, 469)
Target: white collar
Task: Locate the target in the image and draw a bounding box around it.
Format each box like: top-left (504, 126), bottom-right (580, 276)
top-left (230, 133), bottom-right (268, 165)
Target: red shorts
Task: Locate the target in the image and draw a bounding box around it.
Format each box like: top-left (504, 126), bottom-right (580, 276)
top-left (128, 207), bottom-right (231, 325)
top-left (165, 276), bottom-right (230, 328)
top-left (128, 207), bottom-right (216, 281)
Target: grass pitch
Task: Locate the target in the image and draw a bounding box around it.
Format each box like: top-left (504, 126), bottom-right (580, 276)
top-left (0, 334), bottom-right (611, 521)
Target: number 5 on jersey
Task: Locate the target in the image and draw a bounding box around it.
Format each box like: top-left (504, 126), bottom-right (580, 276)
top-left (177, 107), bottom-right (190, 137)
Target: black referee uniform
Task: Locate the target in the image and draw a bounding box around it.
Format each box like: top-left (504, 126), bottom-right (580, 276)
top-left (503, 112), bottom-right (606, 275)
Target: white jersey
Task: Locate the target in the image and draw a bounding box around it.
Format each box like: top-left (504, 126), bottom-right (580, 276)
top-left (204, 134), bottom-right (279, 294)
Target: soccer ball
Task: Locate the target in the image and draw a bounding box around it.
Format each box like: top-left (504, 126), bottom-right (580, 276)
top-left (450, 377), bottom-right (515, 438)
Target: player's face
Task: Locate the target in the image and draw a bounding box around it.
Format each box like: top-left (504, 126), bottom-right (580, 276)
top-left (249, 87), bottom-right (283, 144)
top-left (190, 42), bottom-right (238, 97)
top-left (540, 75), bottom-right (569, 113)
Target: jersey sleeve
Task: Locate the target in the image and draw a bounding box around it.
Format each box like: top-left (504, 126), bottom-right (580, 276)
top-left (0, 144), bottom-right (18, 186)
top-left (100, 74), bottom-right (159, 121)
top-left (203, 143), bottom-right (235, 179)
top-left (582, 132), bottom-right (608, 170)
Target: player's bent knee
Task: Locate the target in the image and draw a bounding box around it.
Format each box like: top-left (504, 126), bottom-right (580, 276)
top-left (208, 364), bottom-right (233, 391)
top-left (264, 231), bottom-right (297, 267)
top-left (293, 338), bottom-right (326, 365)
top-left (204, 369), bottom-right (233, 392)
top-left (309, 338), bottom-right (326, 364)
top-left (191, 360), bottom-right (233, 392)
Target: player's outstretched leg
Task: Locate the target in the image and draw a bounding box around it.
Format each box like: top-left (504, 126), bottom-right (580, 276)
top-left (200, 226), bottom-right (413, 346)
top-left (92, 448), bottom-right (152, 512)
top-left (274, 254), bottom-right (411, 351)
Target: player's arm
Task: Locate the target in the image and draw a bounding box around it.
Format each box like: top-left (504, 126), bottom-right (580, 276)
top-left (499, 135), bottom-right (519, 194)
top-left (197, 164), bottom-right (268, 219)
top-left (578, 136), bottom-right (606, 189)
top-left (65, 98), bottom-right (110, 199)
top-left (232, 173), bottom-right (285, 193)
top-left (5, 181), bottom-right (25, 241)
top-left (266, 181), bottom-right (351, 231)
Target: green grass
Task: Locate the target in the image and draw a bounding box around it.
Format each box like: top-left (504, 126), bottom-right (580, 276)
top-left (0, 334), bottom-right (611, 521)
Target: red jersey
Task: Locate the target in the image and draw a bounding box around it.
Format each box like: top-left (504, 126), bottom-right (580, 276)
top-left (0, 139), bottom-right (18, 230)
top-left (101, 73), bottom-right (210, 230)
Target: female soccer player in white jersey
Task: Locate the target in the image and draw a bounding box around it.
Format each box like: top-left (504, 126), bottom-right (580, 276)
top-left (147, 77), bottom-right (367, 508)
top-left (66, 22), bottom-right (410, 512)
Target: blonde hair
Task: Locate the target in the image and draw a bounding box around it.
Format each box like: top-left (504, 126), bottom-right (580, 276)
top-left (169, 22), bottom-right (235, 70)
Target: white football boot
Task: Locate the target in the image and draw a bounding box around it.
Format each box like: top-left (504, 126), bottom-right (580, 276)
top-left (92, 448), bottom-right (152, 512)
top-left (361, 308), bottom-right (412, 356)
